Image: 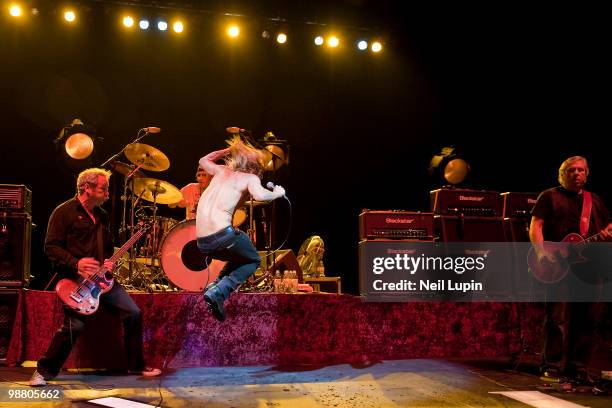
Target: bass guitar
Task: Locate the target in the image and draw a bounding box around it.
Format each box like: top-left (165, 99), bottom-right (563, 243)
top-left (55, 224), bottom-right (149, 315)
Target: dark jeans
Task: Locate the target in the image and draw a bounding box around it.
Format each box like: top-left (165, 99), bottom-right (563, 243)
top-left (37, 283), bottom-right (144, 377)
top-left (197, 226), bottom-right (261, 296)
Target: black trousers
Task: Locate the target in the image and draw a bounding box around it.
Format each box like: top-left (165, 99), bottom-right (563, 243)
top-left (542, 301), bottom-right (608, 375)
top-left (37, 283), bottom-right (144, 377)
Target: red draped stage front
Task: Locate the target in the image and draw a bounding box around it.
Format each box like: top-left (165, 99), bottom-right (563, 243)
top-left (7, 290), bottom-right (544, 369)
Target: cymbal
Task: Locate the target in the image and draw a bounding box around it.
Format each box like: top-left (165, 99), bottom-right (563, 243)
top-left (261, 145), bottom-right (286, 171)
top-left (109, 161), bottom-right (146, 178)
top-left (124, 143), bottom-right (170, 172)
top-left (131, 178), bottom-right (183, 204)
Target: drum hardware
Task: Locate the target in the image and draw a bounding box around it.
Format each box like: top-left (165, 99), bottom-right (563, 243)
top-left (100, 128), bottom-right (176, 292)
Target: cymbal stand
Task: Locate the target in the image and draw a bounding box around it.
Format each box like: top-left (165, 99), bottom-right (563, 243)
top-left (149, 186), bottom-right (160, 268)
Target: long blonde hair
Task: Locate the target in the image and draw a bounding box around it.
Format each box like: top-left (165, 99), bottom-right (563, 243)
top-left (224, 135), bottom-right (264, 176)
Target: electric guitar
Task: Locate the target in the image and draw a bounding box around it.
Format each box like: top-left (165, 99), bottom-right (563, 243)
top-left (55, 224), bottom-right (150, 315)
top-left (527, 229), bottom-right (610, 283)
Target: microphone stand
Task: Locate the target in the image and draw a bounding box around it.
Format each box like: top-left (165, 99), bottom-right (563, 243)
top-left (99, 128), bottom-right (153, 289)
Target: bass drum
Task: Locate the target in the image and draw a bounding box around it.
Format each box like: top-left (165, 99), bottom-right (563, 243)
top-left (160, 219), bottom-right (225, 291)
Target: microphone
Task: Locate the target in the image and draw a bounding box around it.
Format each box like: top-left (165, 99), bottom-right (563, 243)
top-left (143, 127), bottom-right (161, 133)
top-left (266, 182), bottom-right (275, 190)
top-left (226, 126), bottom-right (246, 134)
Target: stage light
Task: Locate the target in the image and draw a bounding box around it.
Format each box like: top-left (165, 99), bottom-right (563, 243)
top-left (56, 119), bottom-right (96, 161)
top-left (157, 20), bottom-right (168, 31)
top-left (172, 21), bottom-right (183, 33)
top-left (122, 16), bottom-right (134, 28)
top-left (276, 33), bottom-right (287, 44)
top-left (63, 10), bottom-right (76, 23)
top-left (9, 4), bottom-right (22, 17)
top-left (314, 36), bottom-right (324, 46)
top-left (261, 30), bottom-right (270, 39)
top-left (139, 19), bottom-right (149, 30)
top-left (227, 25), bottom-right (240, 37)
top-left (429, 147), bottom-right (470, 185)
top-left (327, 36), bottom-right (339, 48)
top-left (371, 41), bottom-right (383, 53)
top-left (357, 40), bottom-right (368, 51)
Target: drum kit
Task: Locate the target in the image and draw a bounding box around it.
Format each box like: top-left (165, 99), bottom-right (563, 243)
top-left (108, 142), bottom-right (275, 292)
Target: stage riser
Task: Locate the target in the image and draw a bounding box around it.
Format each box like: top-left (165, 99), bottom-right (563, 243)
top-left (6, 289), bottom-right (544, 368)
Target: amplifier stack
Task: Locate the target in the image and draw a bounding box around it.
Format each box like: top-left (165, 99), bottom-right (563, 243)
top-left (0, 184), bottom-right (32, 287)
top-left (429, 188), bottom-right (538, 242)
top-left (0, 184), bottom-right (31, 364)
top-left (359, 210), bottom-right (434, 242)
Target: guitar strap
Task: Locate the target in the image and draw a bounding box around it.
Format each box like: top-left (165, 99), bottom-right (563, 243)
top-left (580, 191), bottom-right (592, 238)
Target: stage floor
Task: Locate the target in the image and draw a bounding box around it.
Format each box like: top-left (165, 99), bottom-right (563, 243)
top-left (1, 359), bottom-right (610, 407)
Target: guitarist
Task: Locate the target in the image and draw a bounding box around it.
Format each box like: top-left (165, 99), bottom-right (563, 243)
top-left (30, 168), bottom-right (160, 386)
top-left (529, 156), bottom-right (612, 382)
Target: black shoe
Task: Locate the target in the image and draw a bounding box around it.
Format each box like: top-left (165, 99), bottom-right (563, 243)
top-left (540, 366), bottom-right (566, 383)
top-left (203, 286), bottom-right (226, 322)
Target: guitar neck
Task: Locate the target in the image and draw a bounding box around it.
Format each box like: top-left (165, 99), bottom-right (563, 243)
top-left (108, 228), bottom-right (146, 264)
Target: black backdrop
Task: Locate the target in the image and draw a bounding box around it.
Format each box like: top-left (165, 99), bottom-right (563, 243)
top-left (1, 2), bottom-right (609, 293)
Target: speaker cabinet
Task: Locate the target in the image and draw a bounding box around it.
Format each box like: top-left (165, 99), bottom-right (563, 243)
top-left (504, 218), bottom-right (531, 242)
top-left (258, 249), bottom-right (303, 282)
top-left (0, 213), bottom-right (32, 287)
top-left (435, 215), bottom-right (506, 242)
top-left (0, 288), bottom-right (20, 363)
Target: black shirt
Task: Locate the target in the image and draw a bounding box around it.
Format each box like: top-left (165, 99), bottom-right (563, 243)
top-left (44, 197), bottom-right (114, 278)
top-left (531, 186), bottom-right (610, 242)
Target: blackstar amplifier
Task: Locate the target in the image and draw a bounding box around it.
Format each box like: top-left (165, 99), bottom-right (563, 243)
top-left (0, 185), bottom-right (32, 214)
top-left (501, 192), bottom-right (539, 218)
top-left (359, 210), bottom-right (434, 240)
top-left (430, 188), bottom-right (503, 217)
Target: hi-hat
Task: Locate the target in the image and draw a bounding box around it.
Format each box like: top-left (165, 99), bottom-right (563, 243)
top-left (131, 178), bottom-right (183, 204)
top-left (110, 161), bottom-right (146, 178)
top-left (124, 143), bottom-right (170, 172)
top-left (244, 199), bottom-right (271, 208)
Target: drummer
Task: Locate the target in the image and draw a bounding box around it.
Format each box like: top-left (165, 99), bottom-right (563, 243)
top-left (171, 166), bottom-right (213, 220)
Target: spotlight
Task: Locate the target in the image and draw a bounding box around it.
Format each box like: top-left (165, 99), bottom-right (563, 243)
top-left (327, 36), bottom-right (339, 48)
top-left (314, 36), bottom-right (324, 46)
top-left (227, 25), bottom-right (240, 37)
top-left (429, 147), bottom-right (470, 185)
top-left (122, 16), bottom-right (134, 28)
top-left (276, 33), bottom-right (287, 44)
top-left (55, 119), bottom-right (96, 161)
top-left (371, 41), bottom-right (383, 53)
top-left (9, 4), bottom-right (22, 17)
top-left (63, 10), bottom-right (76, 23)
top-left (172, 21), bottom-right (184, 33)
top-left (157, 20), bottom-right (168, 31)
top-left (139, 19), bottom-right (149, 30)
top-left (357, 40), bottom-right (368, 51)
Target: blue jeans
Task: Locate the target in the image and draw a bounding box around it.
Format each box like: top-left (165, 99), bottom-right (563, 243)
top-left (197, 226), bottom-right (261, 297)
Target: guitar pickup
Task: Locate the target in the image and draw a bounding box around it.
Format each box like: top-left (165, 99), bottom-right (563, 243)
top-left (70, 292), bottom-right (83, 303)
